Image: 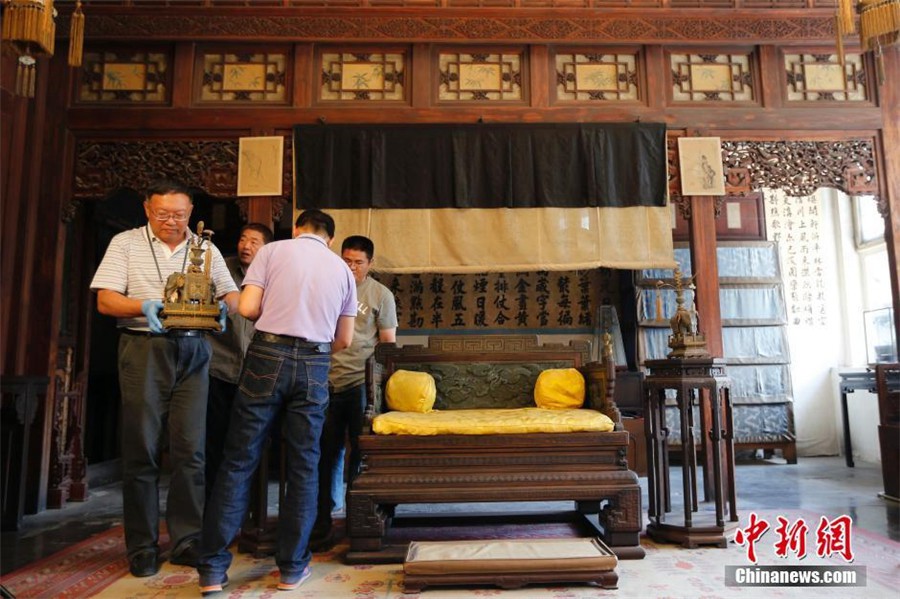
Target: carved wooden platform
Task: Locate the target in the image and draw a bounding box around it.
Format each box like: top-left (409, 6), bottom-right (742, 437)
top-left (346, 335), bottom-right (644, 562)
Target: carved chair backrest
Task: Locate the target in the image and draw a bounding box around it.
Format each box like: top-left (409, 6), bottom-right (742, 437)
top-left (366, 335), bottom-right (617, 421)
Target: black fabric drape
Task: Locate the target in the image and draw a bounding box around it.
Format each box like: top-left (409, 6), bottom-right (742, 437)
top-left (295, 122), bottom-right (667, 210)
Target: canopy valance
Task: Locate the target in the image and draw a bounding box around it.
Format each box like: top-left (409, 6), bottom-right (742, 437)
top-left (293, 122), bottom-right (673, 273)
top-left (294, 122), bottom-right (667, 210)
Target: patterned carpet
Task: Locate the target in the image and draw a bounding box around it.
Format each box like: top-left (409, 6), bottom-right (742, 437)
top-left (2, 510), bottom-right (897, 598)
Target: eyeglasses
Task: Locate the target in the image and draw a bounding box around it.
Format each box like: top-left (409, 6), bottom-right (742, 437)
top-left (149, 209), bottom-right (190, 222)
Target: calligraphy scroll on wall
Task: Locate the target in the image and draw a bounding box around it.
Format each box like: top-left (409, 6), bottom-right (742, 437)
top-left (763, 189), bottom-right (827, 327)
top-left (373, 269), bottom-right (620, 333)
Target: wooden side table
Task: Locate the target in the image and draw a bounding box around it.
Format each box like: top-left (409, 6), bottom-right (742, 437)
top-left (644, 358), bottom-right (737, 548)
top-left (838, 370), bottom-right (877, 468)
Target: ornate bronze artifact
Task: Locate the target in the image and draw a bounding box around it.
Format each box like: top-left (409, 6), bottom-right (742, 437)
top-left (658, 267), bottom-right (710, 359)
top-left (160, 222), bottom-right (222, 331)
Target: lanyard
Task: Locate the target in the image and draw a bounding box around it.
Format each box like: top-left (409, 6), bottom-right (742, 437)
top-left (146, 226), bottom-right (190, 284)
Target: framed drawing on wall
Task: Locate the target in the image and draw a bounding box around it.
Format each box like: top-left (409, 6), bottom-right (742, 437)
top-left (677, 136), bottom-right (726, 196)
top-left (237, 136), bottom-right (284, 196)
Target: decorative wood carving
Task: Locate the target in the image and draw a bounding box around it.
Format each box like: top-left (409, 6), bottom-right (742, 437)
top-left (77, 49), bottom-right (170, 104)
top-left (667, 135), bottom-right (691, 220)
top-left (77, 14), bottom-right (838, 44)
top-left (438, 49), bottom-right (525, 102)
top-left (726, 166), bottom-right (752, 194)
top-left (319, 49), bottom-right (407, 102)
top-left (70, 139), bottom-right (293, 220)
top-left (198, 48), bottom-right (289, 104)
top-left (784, 51), bottom-right (869, 103)
top-left (554, 49), bottom-right (641, 102)
top-left (601, 487), bottom-right (642, 532)
top-left (347, 495), bottom-right (388, 538)
top-left (47, 347), bottom-right (87, 509)
top-left (73, 140), bottom-right (238, 199)
top-left (721, 139), bottom-right (878, 199)
top-left (673, 139), bottom-right (878, 221)
top-left (670, 52), bottom-right (755, 103)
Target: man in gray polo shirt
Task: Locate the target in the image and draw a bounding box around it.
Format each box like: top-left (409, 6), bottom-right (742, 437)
top-left (90, 179), bottom-right (239, 578)
top-left (310, 235), bottom-right (397, 552)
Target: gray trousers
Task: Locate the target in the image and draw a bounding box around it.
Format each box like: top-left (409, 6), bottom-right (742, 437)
top-left (118, 333), bottom-right (210, 558)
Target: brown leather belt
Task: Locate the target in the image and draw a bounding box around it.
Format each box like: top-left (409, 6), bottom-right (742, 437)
top-left (254, 331), bottom-right (330, 352)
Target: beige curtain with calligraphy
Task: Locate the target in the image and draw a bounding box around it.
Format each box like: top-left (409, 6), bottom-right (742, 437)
top-left (320, 206), bottom-right (675, 273)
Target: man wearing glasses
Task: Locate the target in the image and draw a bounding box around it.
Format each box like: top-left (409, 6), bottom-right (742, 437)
top-left (310, 235), bottom-right (397, 552)
top-left (90, 179), bottom-right (239, 577)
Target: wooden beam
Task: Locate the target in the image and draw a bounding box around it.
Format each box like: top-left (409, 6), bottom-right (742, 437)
top-left (62, 106), bottom-right (885, 132)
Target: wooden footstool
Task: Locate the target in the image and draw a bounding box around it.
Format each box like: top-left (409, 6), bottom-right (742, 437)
top-left (403, 537), bottom-right (618, 592)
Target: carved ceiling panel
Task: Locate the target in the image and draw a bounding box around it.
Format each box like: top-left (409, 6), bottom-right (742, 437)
top-left (76, 14), bottom-right (837, 44)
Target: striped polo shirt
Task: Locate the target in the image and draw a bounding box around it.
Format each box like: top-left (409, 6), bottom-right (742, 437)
top-left (90, 224), bottom-right (239, 330)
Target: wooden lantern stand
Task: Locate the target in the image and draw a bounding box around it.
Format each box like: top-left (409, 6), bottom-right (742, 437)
top-left (644, 268), bottom-right (738, 548)
top-left (644, 357), bottom-right (738, 548)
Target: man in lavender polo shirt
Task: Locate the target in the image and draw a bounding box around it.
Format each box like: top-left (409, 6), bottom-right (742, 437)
top-left (198, 209), bottom-right (356, 594)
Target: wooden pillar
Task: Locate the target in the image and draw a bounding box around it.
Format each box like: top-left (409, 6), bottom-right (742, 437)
top-left (247, 197), bottom-right (275, 230)
top-left (878, 47), bottom-right (900, 351)
top-left (687, 196), bottom-right (724, 358)
top-left (686, 193), bottom-right (723, 500)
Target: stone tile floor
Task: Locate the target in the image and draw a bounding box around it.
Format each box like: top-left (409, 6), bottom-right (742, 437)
top-left (2, 456), bottom-right (897, 576)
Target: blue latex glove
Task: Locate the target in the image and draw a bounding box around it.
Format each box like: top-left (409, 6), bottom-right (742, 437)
top-left (217, 300), bottom-right (228, 334)
top-left (141, 300), bottom-right (165, 334)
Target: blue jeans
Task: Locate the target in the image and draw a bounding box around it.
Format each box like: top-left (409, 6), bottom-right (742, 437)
top-left (316, 384), bottom-right (366, 528)
top-left (198, 337), bottom-right (330, 579)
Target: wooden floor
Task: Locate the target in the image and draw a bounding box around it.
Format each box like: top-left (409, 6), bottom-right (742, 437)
top-left (2, 455), bottom-right (897, 576)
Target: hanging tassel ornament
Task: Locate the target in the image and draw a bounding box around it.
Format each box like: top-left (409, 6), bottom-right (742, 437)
top-left (839, 0), bottom-right (858, 35)
top-left (16, 54), bottom-right (37, 98)
top-left (836, 14), bottom-right (847, 70)
top-left (858, 0), bottom-right (900, 85)
top-left (68, 0), bottom-right (84, 67)
top-left (835, 0), bottom-right (856, 70)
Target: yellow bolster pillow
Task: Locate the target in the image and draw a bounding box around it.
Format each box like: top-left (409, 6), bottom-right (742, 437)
top-left (534, 368), bottom-right (586, 409)
top-left (385, 369), bottom-right (436, 413)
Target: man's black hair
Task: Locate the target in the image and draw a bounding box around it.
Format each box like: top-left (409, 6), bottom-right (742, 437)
top-left (145, 179), bottom-right (194, 203)
top-left (295, 209), bottom-right (335, 238)
top-left (341, 235), bottom-right (375, 261)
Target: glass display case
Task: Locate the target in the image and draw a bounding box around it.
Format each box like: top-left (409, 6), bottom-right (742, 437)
top-left (865, 307), bottom-right (897, 365)
top-left (635, 241), bottom-right (797, 463)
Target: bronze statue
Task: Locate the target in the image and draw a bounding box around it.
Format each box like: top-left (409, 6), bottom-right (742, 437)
top-left (657, 267), bottom-right (710, 359)
top-left (160, 222), bottom-right (222, 331)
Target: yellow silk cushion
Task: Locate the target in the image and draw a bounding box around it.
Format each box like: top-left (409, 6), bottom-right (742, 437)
top-left (372, 407), bottom-right (613, 435)
top-left (385, 369), bottom-right (437, 413)
top-left (533, 368), bottom-right (586, 409)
